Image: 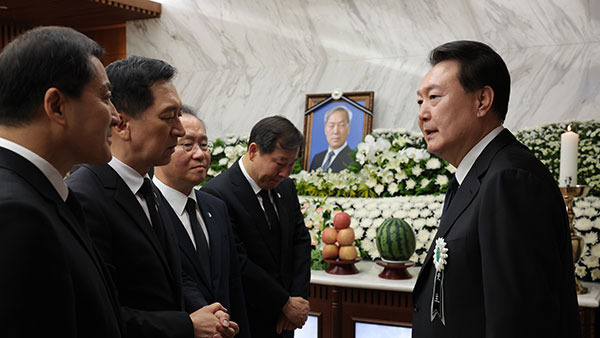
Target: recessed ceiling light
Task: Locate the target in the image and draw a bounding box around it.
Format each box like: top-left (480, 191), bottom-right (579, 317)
top-left (0, 5), bottom-right (8, 10)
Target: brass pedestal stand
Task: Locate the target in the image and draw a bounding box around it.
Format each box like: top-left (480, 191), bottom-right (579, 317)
top-left (560, 185), bottom-right (590, 295)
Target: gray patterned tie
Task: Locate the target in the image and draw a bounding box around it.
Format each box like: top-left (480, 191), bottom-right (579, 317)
top-left (321, 151), bottom-right (335, 170)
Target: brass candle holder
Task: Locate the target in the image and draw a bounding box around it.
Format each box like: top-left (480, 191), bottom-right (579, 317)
top-left (559, 185), bottom-right (590, 295)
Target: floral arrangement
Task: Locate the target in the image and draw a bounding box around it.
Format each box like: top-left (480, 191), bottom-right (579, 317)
top-left (300, 195), bottom-right (444, 267)
top-left (573, 196), bottom-right (600, 281)
top-left (515, 120), bottom-right (600, 195)
top-left (292, 129), bottom-right (455, 197)
top-left (203, 134), bottom-right (248, 184)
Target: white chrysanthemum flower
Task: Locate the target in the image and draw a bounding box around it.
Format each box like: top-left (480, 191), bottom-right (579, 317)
top-left (393, 210), bottom-right (406, 219)
top-left (427, 217), bottom-right (439, 227)
top-left (591, 269), bottom-right (600, 281)
top-left (395, 171), bottom-right (408, 182)
top-left (584, 208), bottom-right (597, 217)
top-left (584, 232), bottom-right (598, 245)
top-left (372, 217), bottom-right (385, 228)
top-left (381, 209), bottom-right (394, 218)
top-left (435, 175), bottom-right (449, 186)
top-left (369, 209), bottom-right (381, 219)
top-left (412, 166), bottom-right (423, 177)
top-left (362, 239), bottom-right (374, 250)
top-left (360, 218), bottom-right (373, 228)
top-left (212, 146), bottom-right (224, 155)
top-left (426, 158), bottom-right (442, 170)
top-left (417, 229), bottom-right (430, 243)
top-left (575, 265), bottom-right (587, 278)
top-left (366, 177), bottom-right (377, 188)
top-left (420, 178), bottom-right (431, 188)
top-left (354, 227), bottom-right (364, 239)
top-left (350, 217), bottom-right (359, 228)
top-left (406, 179), bottom-right (416, 190)
top-left (355, 209), bottom-right (369, 218)
top-left (402, 202), bottom-right (411, 210)
top-left (591, 244), bottom-right (600, 258)
top-left (368, 247), bottom-right (380, 259)
top-left (224, 146), bottom-right (235, 158)
top-left (365, 201), bottom-right (378, 210)
top-left (409, 209), bottom-right (420, 219)
top-left (575, 218), bottom-right (593, 231)
top-left (419, 208), bottom-right (432, 218)
top-left (413, 218), bottom-right (426, 229)
top-left (366, 227), bottom-right (377, 240)
top-left (433, 238), bottom-right (449, 271)
top-left (582, 255), bottom-right (600, 268)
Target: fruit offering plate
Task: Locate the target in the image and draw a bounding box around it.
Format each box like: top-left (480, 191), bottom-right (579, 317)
top-left (324, 257), bottom-right (362, 275)
top-left (375, 259), bottom-right (414, 280)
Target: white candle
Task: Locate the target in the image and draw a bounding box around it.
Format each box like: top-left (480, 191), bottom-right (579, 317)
top-left (559, 125), bottom-right (578, 186)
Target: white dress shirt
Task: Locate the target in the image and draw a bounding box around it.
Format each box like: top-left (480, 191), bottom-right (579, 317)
top-left (0, 137), bottom-right (68, 201)
top-left (153, 177), bottom-right (210, 249)
top-left (238, 158), bottom-right (278, 215)
top-left (108, 157), bottom-right (155, 226)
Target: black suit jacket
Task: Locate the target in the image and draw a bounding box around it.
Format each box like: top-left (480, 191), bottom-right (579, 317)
top-left (162, 189), bottom-right (251, 338)
top-left (66, 163), bottom-right (194, 338)
top-left (202, 161), bottom-right (311, 338)
top-left (309, 144), bottom-right (355, 173)
top-left (0, 148), bottom-right (123, 337)
top-left (412, 130), bottom-right (581, 338)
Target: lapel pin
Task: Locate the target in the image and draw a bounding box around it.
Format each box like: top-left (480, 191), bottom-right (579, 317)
top-left (207, 212), bottom-right (212, 218)
top-left (277, 192), bottom-right (281, 198)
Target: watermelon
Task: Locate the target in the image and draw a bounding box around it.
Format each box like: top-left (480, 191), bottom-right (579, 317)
top-left (376, 218), bottom-right (416, 262)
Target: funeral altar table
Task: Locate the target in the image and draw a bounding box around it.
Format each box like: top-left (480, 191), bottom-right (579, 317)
top-left (308, 260), bottom-right (600, 338)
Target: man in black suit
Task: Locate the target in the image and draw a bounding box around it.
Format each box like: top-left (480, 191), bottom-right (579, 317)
top-left (66, 56), bottom-right (238, 338)
top-left (202, 116), bottom-right (311, 338)
top-left (309, 105), bottom-right (355, 172)
top-left (412, 40), bottom-right (581, 337)
top-left (0, 27), bottom-right (124, 337)
top-left (153, 106), bottom-right (251, 337)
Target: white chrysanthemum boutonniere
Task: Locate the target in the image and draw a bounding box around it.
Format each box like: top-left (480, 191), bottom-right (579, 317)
top-left (433, 237), bottom-right (448, 271)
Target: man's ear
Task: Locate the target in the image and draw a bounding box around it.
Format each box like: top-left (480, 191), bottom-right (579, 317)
top-left (476, 85), bottom-right (494, 118)
top-left (248, 142), bottom-right (259, 161)
top-left (113, 112), bottom-right (131, 141)
top-left (43, 87), bottom-right (67, 126)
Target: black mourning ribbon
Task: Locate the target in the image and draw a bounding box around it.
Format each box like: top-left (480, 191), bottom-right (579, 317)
top-left (258, 189), bottom-right (281, 255)
top-left (139, 178), bottom-right (168, 251)
top-left (430, 175), bottom-right (458, 326)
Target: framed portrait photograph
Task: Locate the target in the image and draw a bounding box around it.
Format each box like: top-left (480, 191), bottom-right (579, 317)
top-left (302, 91), bottom-right (374, 172)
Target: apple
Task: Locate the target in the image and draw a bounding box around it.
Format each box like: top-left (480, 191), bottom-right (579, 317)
top-left (321, 227), bottom-right (338, 244)
top-left (338, 245), bottom-right (357, 261)
top-left (336, 228), bottom-right (355, 246)
top-left (321, 244), bottom-right (339, 260)
top-left (333, 212), bottom-right (351, 230)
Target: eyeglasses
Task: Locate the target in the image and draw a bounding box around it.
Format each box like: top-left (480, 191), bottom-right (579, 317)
top-left (177, 141), bottom-right (214, 153)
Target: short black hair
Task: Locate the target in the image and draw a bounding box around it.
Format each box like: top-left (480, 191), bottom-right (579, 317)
top-left (249, 115), bottom-right (304, 154)
top-left (105, 56), bottom-right (176, 118)
top-left (429, 40), bottom-right (511, 121)
top-left (0, 26), bottom-right (104, 126)
top-left (180, 104), bottom-right (206, 128)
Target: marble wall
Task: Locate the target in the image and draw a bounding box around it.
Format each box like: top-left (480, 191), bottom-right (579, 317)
top-left (127, 0), bottom-right (600, 139)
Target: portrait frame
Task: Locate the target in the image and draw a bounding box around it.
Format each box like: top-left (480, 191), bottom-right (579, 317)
top-left (302, 90), bottom-right (374, 171)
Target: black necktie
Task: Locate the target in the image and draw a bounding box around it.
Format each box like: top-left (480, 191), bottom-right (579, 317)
top-left (442, 176), bottom-right (458, 217)
top-left (258, 189), bottom-right (282, 254)
top-left (185, 198), bottom-right (211, 278)
top-left (139, 178), bottom-right (167, 250)
top-left (321, 151), bottom-right (335, 170)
